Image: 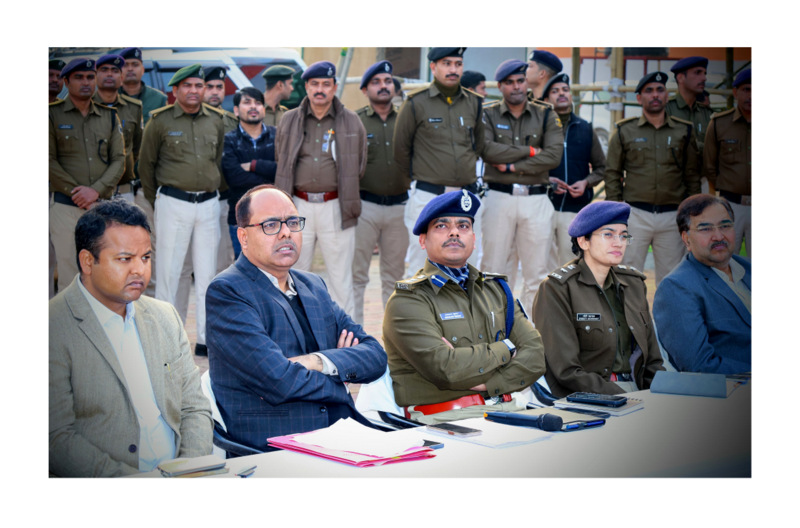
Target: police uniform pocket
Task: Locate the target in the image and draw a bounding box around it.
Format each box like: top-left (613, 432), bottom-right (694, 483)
top-left (720, 139), bottom-right (743, 164)
top-left (164, 134), bottom-right (189, 160)
top-left (625, 140), bottom-right (652, 168)
top-left (204, 134), bottom-right (219, 160)
top-left (439, 316), bottom-right (474, 347)
top-left (575, 320), bottom-right (607, 352)
top-left (56, 132), bottom-right (81, 155)
top-left (366, 137), bottom-right (378, 163)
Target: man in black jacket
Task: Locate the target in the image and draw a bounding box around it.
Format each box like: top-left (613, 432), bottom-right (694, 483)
top-left (221, 87), bottom-right (278, 258)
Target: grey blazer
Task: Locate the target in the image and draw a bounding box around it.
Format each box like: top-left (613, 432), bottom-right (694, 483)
top-left (49, 275), bottom-right (212, 477)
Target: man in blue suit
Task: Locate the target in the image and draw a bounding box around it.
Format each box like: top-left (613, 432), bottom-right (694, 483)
top-left (206, 185), bottom-right (387, 452)
top-left (653, 194), bottom-right (751, 374)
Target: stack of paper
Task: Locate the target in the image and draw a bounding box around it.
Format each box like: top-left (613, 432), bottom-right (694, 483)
top-left (553, 397), bottom-right (643, 416)
top-left (267, 419), bottom-right (436, 467)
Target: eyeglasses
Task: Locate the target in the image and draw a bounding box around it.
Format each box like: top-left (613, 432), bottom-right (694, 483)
top-left (243, 216), bottom-right (305, 235)
top-left (592, 232), bottom-right (633, 244)
top-left (690, 222), bottom-right (734, 235)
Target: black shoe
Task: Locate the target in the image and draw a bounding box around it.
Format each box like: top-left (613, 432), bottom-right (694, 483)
top-left (195, 343), bottom-right (208, 357)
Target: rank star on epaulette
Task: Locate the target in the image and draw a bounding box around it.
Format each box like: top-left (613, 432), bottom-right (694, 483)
top-left (396, 282), bottom-right (409, 290)
top-left (618, 265), bottom-right (627, 269)
top-left (551, 272), bottom-right (563, 279)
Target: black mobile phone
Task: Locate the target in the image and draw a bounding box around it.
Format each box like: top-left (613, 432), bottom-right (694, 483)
top-left (566, 392), bottom-right (628, 407)
top-left (426, 422), bottom-right (482, 437)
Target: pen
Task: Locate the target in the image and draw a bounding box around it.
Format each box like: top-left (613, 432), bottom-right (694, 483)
top-left (236, 465), bottom-right (257, 478)
top-left (460, 116), bottom-right (464, 126)
top-left (562, 419), bottom-right (606, 431)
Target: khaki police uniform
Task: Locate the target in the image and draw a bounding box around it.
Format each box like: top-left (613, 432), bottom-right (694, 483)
top-left (703, 107), bottom-right (751, 257)
top-left (480, 98), bottom-right (564, 313)
top-left (532, 258), bottom-right (664, 398)
top-left (263, 104), bottom-right (288, 127)
top-left (383, 260), bottom-right (546, 423)
top-left (393, 82), bottom-right (486, 276)
top-left (352, 104), bottom-right (410, 324)
top-left (604, 114), bottom-right (700, 285)
top-left (49, 97), bottom-right (125, 289)
top-left (92, 92), bottom-right (143, 200)
top-left (120, 81), bottom-right (167, 125)
top-left (138, 103), bottom-right (224, 345)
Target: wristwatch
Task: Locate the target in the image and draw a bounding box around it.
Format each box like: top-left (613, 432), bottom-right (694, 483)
top-left (502, 338), bottom-right (516, 358)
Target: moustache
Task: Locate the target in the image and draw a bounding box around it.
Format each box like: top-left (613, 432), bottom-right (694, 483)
top-left (442, 239), bottom-right (465, 248)
top-left (275, 240), bottom-right (298, 252)
top-left (711, 241), bottom-right (729, 250)
top-left (378, 89), bottom-right (390, 95)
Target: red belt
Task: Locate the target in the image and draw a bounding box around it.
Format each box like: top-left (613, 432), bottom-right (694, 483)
top-left (404, 393), bottom-right (512, 418)
top-left (294, 190), bottom-right (338, 203)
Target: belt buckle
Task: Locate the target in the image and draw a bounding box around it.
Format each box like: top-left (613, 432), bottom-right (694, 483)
top-left (512, 184), bottom-right (529, 196)
top-left (742, 195), bottom-right (752, 206)
top-left (307, 192), bottom-right (326, 203)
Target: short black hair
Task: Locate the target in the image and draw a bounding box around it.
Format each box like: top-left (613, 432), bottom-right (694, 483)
top-left (676, 194), bottom-right (735, 234)
top-left (234, 87), bottom-right (264, 107)
top-left (75, 198), bottom-right (150, 270)
top-left (235, 184), bottom-right (294, 228)
top-left (460, 70), bottom-right (485, 90)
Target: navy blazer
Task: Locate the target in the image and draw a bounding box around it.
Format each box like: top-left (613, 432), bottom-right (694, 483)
top-left (653, 253), bottom-right (751, 374)
top-left (206, 255), bottom-right (386, 451)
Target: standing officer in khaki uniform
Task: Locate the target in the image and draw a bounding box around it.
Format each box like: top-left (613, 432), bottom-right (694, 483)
top-left (118, 47), bottom-right (168, 126)
top-left (262, 65), bottom-right (295, 127)
top-left (138, 64), bottom-right (225, 356)
top-left (533, 201), bottom-right (663, 398)
top-left (395, 47), bottom-right (519, 277)
top-left (352, 60), bottom-right (410, 324)
top-left (93, 54), bottom-right (143, 203)
top-left (480, 59), bottom-right (564, 313)
top-left (604, 71), bottom-right (701, 286)
top-left (383, 190), bottom-right (546, 424)
top-left (666, 56), bottom-right (715, 192)
top-left (49, 58), bottom-right (125, 293)
top-left (704, 69), bottom-right (751, 257)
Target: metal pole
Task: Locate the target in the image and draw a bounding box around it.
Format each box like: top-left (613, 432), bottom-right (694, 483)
top-left (336, 47), bottom-right (354, 99)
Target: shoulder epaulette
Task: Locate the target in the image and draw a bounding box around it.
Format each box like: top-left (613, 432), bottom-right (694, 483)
top-left (670, 115), bottom-right (693, 127)
top-left (710, 107), bottom-right (735, 120)
top-left (530, 98), bottom-right (553, 110)
top-left (547, 263), bottom-right (581, 283)
top-left (613, 264), bottom-right (646, 279)
top-left (356, 105), bottom-right (370, 116)
top-left (119, 93), bottom-right (143, 107)
top-left (203, 103), bottom-right (232, 119)
top-left (148, 104), bottom-right (173, 120)
top-left (483, 99), bottom-right (502, 111)
top-left (480, 271), bottom-right (510, 282)
top-left (49, 99), bottom-right (65, 107)
top-left (405, 84), bottom-right (431, 98)
top-left (614, 116), bottom-right (638, 129)
top-left (394, 274), bottom-right (428, 292)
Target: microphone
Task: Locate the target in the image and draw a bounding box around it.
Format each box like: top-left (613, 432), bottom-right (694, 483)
top-left (483, 411), bottom-right (563, 432)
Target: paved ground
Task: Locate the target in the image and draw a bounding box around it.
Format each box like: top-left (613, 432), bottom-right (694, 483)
top-left (184, 248), bottom-right (656, 401)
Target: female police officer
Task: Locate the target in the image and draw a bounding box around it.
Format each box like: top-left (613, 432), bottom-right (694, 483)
top-left (532, 201), bottom-right (664, 398)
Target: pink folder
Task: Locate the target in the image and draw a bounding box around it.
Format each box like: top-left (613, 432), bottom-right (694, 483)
top-left (267, 433), bottom-right (436, 467)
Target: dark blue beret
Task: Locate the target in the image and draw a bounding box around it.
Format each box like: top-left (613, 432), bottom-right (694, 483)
top-left (205, 67), bottom-right (227, 81)
top-left (427, 47), bottom-right (467, 62)
top-left (49, 59), bottom-right (66, 71)
top-left (302, 61), bottom-right (336, 81)
top-left (168, 64), bottom-right (205, 86)
top-left (118, 47), bottom-right (142, 61)
top-left (413, 190), bottom-right (481, 236)
top-left (360, 60), bottom-right (393, 89)
top-left (541, 72), bottom-right (570, 100)
top-left (528, 50), bottom-right (563, 73)
top-left (61, 58), bottom-right (95, 79)
top-left (635, 71), bottom-right (668, 93)
top-left (568, 201), bottom-right (631, 238)
top-left (494, 59), bottom-right (527, 82)
top-left (96, 54), bottom-right (125, 69)
top-left (733, 68), bottom-right (751, 88)
top-left (671, 56), bottom-right (708, 75)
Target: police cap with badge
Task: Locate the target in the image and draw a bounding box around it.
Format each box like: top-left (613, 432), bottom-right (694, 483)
top-left (670, 56), bottom-right (708, 77)
top-left (635, 71), bottom-right (668, 93)
top-left (427, 47), bottom-right (467, 62)
top-left (413, 189), bottom-right (480, 235)
top-left (204, 66), bottom-right (227, 82)
top-left (301, 61), bottom-right (336, 81)
top-left (568, 200), bottom-right (631, 238)
top-left (360, 60), bottom-right (393, 90)
top-left (261, 64), bottom-right (295, 82)
top-left (734, 68), bottom-right (751, 87)
top-left (49, 59), bottom-right (66, 72)
top-left (494, 59), bottom-right (527, 83)
top-left (118, 47), bottom-right (143, 61)
top-left (528, 49), bottom-right (563, 73)
top-left (60, 58), bottom-right (95, 79)
top-left (168, 64), bottom-right (205, 87)
top-left (541, 72), bottom-right (570, 101)
top-left (96, 54), bottom-right (125, 70)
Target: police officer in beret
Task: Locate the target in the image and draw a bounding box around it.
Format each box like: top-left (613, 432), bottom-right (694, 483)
top-left (49, 59), bottom-right (66, 103)
top-left (526, 49), bottom-right (563, 100)
top-left (49, 58), bottom-right (125, 292)
top-left (543, 73), bottom-right (608, 267)
top-left (93, 54), bottom-right (144, 204)
top-left (532, 201), bottom-right (664, 398)
top-left (274, 60), bottom-right (367, 316)
top-left (666, 56), bottom-right (715, 191)
top-left (604, 71), bottom-right (700, 286)
top-left (703, 68), bottom-right (751, 257)
top-left (118, 47), bottom-right (168, 125)
top-left (202, 66), bottom-right (239, 133)
top-left (481, 59), bottom-right (564, 313)
top-left (261, 64), bottom-right (295, 126)
top-left (393, 47), bottom-right (487, 277)
top-left (351, 60), bottom-right (410, 324)
top-left (383, 190), bottom-right (545, 424)
top-left (138, 63), bottom-right (225, 356)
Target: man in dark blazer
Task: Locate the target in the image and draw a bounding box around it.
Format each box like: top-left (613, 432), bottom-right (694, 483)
top-left (653, 194), bottom-right (751, 374)
top-left (206, 185), bottom-right (386, 452)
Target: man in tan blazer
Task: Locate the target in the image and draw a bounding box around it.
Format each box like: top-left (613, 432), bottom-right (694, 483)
top-left (49, 199), bottom-right (212, 477)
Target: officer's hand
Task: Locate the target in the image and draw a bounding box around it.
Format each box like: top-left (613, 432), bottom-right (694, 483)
top-left (71, 186), bottom-right (100, 209)
top-left (470, 384), bottom-right (487, 392)
top-left (567, 180), bottom-right (588, 198)
top-left (441, 337), bottom-right (454, 349)
top-left (288, 354), bottom-right (323, 372)
top-left (337, 330), bottom-right (359, 349)
top-left (549, 177), bottom-right (567, 194)
top-left (240, 162), bottom-right (251, 172)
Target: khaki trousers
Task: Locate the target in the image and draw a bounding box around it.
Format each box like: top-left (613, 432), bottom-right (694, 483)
top-left (352, 200), bottom-right (408, 324)
top-left (49, 197), bottom-right (86, 292)
top-left (730, 202), bottom-right (751, 259)
top-left (623, 206), bottom-right (685, 286)
top-left (549, 210), bottom-right (579, 270)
